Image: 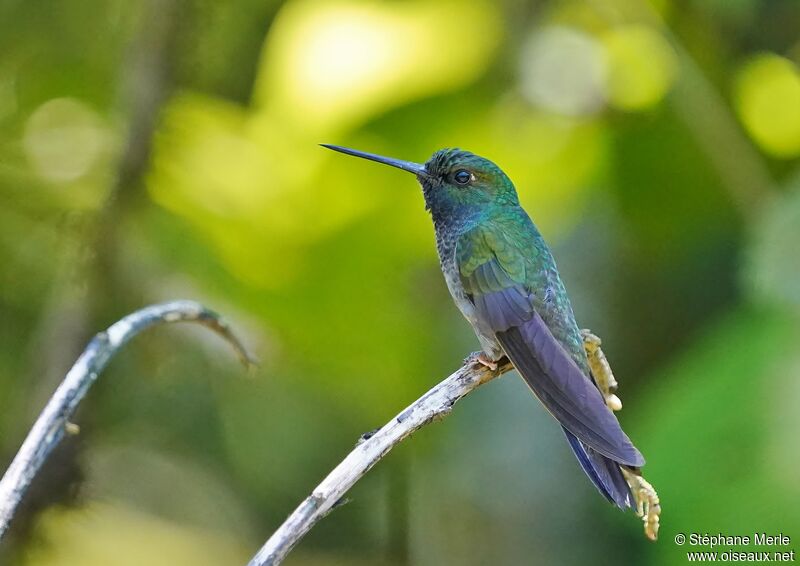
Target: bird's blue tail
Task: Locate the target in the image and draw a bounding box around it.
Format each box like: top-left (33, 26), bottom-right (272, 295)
top-left (563, 428), bottom-right (633, 509)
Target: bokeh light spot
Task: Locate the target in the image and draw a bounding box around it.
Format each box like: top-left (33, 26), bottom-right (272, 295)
top-left (257, 0), bottom-right (501, 132)
top-left (603, 25), bottom-right (678, 111)
top-left (519, 26), bottom-right (606, 116)
top-left (735, 53), bottom-right (800, 158)
top-left (22, 98), bottom-right (107, 183)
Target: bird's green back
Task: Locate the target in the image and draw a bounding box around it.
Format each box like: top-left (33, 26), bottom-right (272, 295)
top-left (455, 205), bottom-right (591, 375)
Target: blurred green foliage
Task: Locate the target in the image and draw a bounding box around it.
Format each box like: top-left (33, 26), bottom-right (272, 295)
top-left (1, 0), bottom-right (799, 564)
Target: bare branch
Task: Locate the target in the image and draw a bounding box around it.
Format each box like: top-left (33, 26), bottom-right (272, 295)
top-left (0, 300), bottom-right (255, 540)
top-left (247, 357), bottom-right (513, 566)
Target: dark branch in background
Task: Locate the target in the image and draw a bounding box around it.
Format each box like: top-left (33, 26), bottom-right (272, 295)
top-left (0, 301), bottom-right (254, 540)
top-left (247, 358), bottom-right (514, 566)
top-left (14, 0), bottom-right (187, 544)
top-left (630, 0), bottom-right (775, 218)
top-left (90, 0), bottom-right (184, 324)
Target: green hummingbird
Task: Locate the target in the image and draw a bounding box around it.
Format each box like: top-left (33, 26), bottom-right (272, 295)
top-left (322, 144), bottom-right (645, 510)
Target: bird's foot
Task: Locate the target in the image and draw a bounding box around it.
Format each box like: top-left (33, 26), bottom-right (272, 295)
top-left (580, 330), bottom-right (659, 539)
top-left (581, 329), bottom-right (622, 411)
top-left (622, 468), bottom-right (661, 541)
top-left (464, 351), bottom-right (498, 371)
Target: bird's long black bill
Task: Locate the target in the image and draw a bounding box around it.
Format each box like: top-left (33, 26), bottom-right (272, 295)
top-left (320, 144), bottom-right (429, 178)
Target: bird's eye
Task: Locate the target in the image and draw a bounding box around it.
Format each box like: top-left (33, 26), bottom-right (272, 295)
top-left (453, 169), bottom-right (472, 185)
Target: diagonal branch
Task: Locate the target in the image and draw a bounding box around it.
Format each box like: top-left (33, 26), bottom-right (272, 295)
top-left (247, 357), bottom-right (514, 566)
top-left (0, 300), bottom-right (255, 540)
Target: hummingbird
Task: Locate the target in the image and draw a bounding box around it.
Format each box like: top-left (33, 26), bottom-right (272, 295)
top-left (321, 144), bottom-right (646, 510)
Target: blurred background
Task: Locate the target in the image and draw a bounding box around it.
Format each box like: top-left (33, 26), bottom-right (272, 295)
top-left (1, 0), bottom-right (799, 564)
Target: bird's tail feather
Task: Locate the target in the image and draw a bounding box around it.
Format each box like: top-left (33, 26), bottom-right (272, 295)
top-left (563, 428), bottom-right (632, 509)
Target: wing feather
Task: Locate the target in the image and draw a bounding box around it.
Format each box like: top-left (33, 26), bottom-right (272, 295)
top-left (456, 225), bottom-right (645, 468)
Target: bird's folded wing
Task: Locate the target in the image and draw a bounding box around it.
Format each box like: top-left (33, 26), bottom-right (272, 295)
top-left (497, 315), bottom-right (644, 466)
top-left (457, 226), bottom-right (644, 467)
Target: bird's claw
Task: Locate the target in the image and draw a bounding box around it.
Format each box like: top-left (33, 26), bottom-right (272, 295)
top-left (622, 468), bottom-right (661, 541)
top-left (464, 351), bottom-right (498, 371)
top-left (581, 329), bottom-right (660, 540)
top-left (581, 329), bottom-right (622, 411)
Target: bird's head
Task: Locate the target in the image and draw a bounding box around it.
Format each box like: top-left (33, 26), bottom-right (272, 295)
top-left (321, 145), bottom-right (519, 221)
